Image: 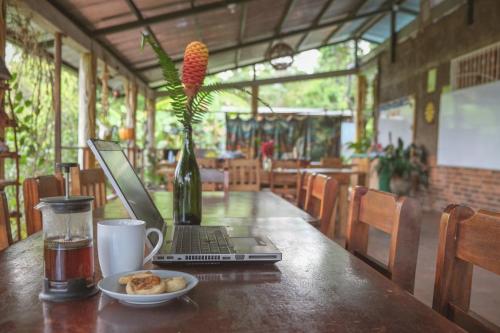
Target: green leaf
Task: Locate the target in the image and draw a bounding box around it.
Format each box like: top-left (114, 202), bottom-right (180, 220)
top-left (15, 91), bottom-right (23, 102)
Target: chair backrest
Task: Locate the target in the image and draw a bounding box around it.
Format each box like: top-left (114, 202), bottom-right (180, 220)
top-left (320, 157), bottom-right (343, 168)
top-left (272, 159), bottom-right (299, 169)
top-left (433, 205), bottom-right (500, 333)
top-left (23, 175), bottom-right (65, 236)
top-left (0, 189), bottom-right (12, 251)
top-left (226, 159), bottom-right (260, 191)
top-left (346, 186), bottom-right (421, 293)
top-left (270, 161), bottom-right (299, 198)
top-left (304, 174), bottom-right (338, 237)
top-left (201, 169), bottom-right (229, 192)
top-left (197, 158), bottom-right (218, 169)
top-left (296, 172), bottom-right (315, 209)
top-left (70, 166), bottom-right (107, 209)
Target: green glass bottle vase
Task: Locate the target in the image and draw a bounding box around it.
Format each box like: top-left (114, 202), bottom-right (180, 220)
top-left (173, 126), bottom-right (202, 225)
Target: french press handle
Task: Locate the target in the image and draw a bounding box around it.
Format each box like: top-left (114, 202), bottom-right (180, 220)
top-left (56, 162), bottom-right (79, 198)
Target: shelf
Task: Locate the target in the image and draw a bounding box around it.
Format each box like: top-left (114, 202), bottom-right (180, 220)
top-left (0, 179), bottom-right (18, 190)
top-left (0, 152), bottom-right (19, 159)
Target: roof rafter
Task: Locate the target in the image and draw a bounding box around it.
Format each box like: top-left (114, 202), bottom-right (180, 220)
top-left (295, 0), bottom-right (335, 51)
top-left (265, 0), bottom-right (297, 52)
top-left (352, 0), bottom-right (392, 40)
top-left (19, 0), bottom-right (154, 97)
top-left (321, 0), bottom-right (368, 46)
top-left (93, 0), bottom-right (256, 36)
top-left (139, 6), bottom-right (391, 72)
top-left (123, 0), bottom-right (169, 63)
top-left (235, 2), bottom-right (248, 68)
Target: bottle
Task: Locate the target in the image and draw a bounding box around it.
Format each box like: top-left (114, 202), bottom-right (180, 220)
top-left (173, 126), bottom-right (202, 225)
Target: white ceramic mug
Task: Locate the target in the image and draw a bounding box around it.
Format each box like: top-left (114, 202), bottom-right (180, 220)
top-left (97, 219), bottom-right (163, 278)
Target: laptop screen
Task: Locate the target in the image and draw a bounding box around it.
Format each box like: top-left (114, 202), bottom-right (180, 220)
top-left (87, 139), bottom-right (164, 231)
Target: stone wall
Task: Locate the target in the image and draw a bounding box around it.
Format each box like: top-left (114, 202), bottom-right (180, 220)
top-left (378, 0), bottom-right (500, 211)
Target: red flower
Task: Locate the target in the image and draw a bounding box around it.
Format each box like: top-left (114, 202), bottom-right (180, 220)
top-left (261, 140), bottom-right (274, 158)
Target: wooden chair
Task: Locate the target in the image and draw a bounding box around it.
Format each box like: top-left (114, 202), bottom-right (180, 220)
top-left (270, 161), bottom-right (299, 199)
top-left (0, 185), bottom-right (12, 250)
top-left (201, 169), bottom-right (229, 192)
top-left (296, 172), bottom-right (315, 209)
top-left (70, 166), bottom-right (107, 209)
top-left (197, 158), bottom-right (218, 169)
top-left (23, 175), bottom-right (65, 236)
top-left (320, 157), bottom-right (343, 168)
top-left (432, 205), bottom-right (500, 333)
top-left (345, 186), bottom-right (421, 293)
top-left (226, 159), bottom-right (260, 191)
top-left (304, 174), bottom-right (338, 237)
top-left (272, 159), bottom-right (299, 169)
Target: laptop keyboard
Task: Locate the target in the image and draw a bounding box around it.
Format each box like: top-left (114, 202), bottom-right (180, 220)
top-left (173, 226), bottom-right (234, 254)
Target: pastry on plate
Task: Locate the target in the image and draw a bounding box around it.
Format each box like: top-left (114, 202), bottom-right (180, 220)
top-left (125, 274), bottom-right (167, 295)
top-left (118, 271), bottom-right (153, 285)
top-left (165, 277), bottom-right (187, 292)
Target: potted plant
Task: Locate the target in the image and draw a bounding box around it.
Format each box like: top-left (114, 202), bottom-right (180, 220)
top-left (376, 139), bottom-right (413, 195)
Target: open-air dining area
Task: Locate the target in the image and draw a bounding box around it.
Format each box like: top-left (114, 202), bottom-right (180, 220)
top-left (1, 0), bottom-right (500, 332)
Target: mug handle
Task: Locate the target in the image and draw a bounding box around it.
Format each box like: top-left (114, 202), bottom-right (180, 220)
top-left (143, 228), bottom-right (163, 264)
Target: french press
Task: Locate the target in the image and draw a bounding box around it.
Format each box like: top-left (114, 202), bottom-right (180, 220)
top-left (37, 163), bottom-right (98, 301)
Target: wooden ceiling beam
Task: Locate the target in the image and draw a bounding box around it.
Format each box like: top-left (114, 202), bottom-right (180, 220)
top-left (138, 7), bottom-right (390, 72)
top-left (321, 0), bottom-right (368, 46)
top-left (93, 0), bottom-right (256, 36)
top-left (20, 0), bottom-right (154, 97)
top-left (234, 2), bottom-right (248, 68)
top-left (295, 0), bottom-right (336, 51)
top-left (399, 6), bottom-right (419, 16)
top-left (266, 0), bottom-right (297, 52)
top-left (352, 1), bottom-right (391, 40)
top-left (123, 0), bottom-right (169, 62)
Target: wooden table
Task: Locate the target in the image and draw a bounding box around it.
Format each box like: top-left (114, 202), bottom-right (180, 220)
top-left (271, 168), bottom-right (366, 238)
top-left (0, 192), bottom-right (462, 333)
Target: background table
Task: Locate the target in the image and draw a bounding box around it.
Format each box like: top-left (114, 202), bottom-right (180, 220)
top-left (0, 192), bottom-right (462, 332)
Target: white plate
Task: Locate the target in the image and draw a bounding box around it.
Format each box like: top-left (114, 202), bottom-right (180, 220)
top-left (98, 270), bottom-right (198, 305)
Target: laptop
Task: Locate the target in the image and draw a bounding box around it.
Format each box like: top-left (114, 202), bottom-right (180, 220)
top-left (87, 139), bottom-right (282, 264)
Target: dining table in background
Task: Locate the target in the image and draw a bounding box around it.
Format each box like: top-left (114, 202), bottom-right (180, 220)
top-left (0, 191), bottom-right (462, 332)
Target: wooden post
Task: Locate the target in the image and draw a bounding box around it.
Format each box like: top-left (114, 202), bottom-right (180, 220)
top-left (372, 72), bottom-right (380, 144)
top-left (124, 79), bottom-right (137, 166)
top-left (53, 32), bottom-right (62, 168)
top-left (251, 85), bottom-right (258, 158)
top-left (355, 74), bottom-right (366, 142)
top-left (251, 85), bottom-right (259, 117)
top-left (146, 96), bottom-right (156, 178)
top-left (78, 52), bottom-right (97, 169)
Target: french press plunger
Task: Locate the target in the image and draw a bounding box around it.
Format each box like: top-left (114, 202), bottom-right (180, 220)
top-left (37, 163), bottom-right (98, 301)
